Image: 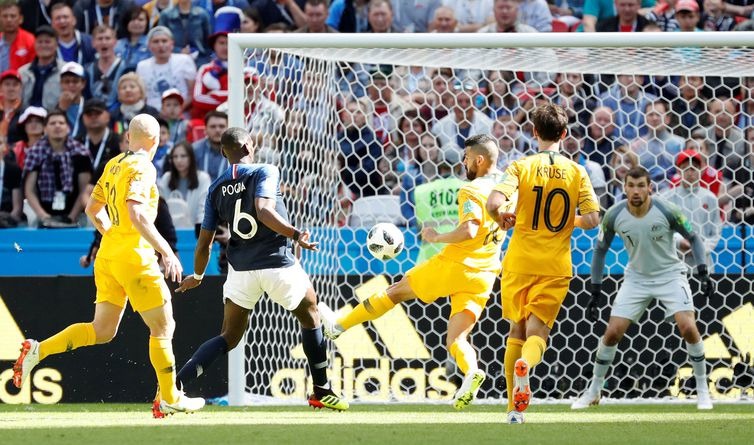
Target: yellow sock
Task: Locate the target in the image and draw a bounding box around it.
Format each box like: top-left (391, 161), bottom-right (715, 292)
top-left (338, 291), bottom-right (395, 330)
top-left (39, 323), bottom-right (96, 361)
top-left (449, 340), bottom-right (477, 375)
top-left (521, 335), bottom-right (547, 369)
top-left (149, 336), bottom-right (179, 405)
top-left (505, 338), bottom-right (524, 412)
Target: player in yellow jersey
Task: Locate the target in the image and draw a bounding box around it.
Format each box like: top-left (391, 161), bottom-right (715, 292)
top-left (319, 135), bottom-right (511, 409)
top-left (486, 104), bottom-right (601, 424)
top-left (12, 114), bottom-right (204, 415)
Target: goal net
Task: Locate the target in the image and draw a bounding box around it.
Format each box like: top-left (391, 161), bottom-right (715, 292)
top-left (226, 33), bottom-right (754, 405)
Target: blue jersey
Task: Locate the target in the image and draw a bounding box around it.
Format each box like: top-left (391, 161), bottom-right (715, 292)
top-left (202, 163), bottom-right (295, 271)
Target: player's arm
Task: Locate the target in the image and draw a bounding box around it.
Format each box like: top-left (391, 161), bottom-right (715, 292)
top-left (424, 188), bottom-right (483, 243)
top-left (255, 196), bottom-right (317, 251)
top-left (575, 167), bottom-right (601, 230)
top-left (666, 202), bottom-right (714, 298)
top-left (86, 180), bottom-right (111, 236)
top-left (486, 165), bottom-right (518, 230)
top-left (587, 206), bottom-right (618, 321)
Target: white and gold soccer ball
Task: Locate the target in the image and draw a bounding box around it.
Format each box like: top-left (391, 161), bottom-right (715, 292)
top-left (367, 223), bottom-right (405, 260)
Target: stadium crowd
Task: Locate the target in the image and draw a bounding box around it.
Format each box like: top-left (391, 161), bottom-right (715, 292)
top-left (0, 0), bottom-right (752, 258)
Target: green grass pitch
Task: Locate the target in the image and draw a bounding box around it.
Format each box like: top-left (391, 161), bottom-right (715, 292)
top-left (1, 403), bottom-right (753, 444)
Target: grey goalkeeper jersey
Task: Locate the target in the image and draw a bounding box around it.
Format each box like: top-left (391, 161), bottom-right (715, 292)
top-left (591, 197), bottom-right (706, 284)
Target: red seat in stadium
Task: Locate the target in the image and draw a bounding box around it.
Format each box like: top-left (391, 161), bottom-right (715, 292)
top-left (552, 19), bottom-right (570, 33)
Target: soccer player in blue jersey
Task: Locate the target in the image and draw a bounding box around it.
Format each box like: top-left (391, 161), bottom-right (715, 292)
top-left (171, 127), bottom-right (348, 412)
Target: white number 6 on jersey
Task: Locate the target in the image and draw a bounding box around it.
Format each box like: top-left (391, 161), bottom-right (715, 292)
top-left (232, 198), bottom-right (258, 239)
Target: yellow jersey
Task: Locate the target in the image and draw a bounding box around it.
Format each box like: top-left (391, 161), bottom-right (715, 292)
top-left (91, 151), bottom-right (159, 265)
top-left (494, 150), bottom-right (599, 277)
top-left (439, 171), bottom-right (508, 272)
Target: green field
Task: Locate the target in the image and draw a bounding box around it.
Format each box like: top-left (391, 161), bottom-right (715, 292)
top-left (1, 403), bottom-right (753, 444)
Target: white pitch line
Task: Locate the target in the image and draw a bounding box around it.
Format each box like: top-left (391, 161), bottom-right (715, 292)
top-left (1, 412), bottom-right (753, 429)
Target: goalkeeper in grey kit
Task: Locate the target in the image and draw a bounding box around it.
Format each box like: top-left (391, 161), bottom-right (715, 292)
top-left (572, 166), bottom-right (714, 410)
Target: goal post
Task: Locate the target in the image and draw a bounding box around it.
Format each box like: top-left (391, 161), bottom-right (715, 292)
top-left (226, 33), bottom-right (754, 406)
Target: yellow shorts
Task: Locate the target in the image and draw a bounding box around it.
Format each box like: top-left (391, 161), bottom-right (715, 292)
top-left (406, 255), bottom-right (496, 321)
top-left (94, 256), bottom-right (171, 313)
top-left (501, 270), bottom-right (571, 329)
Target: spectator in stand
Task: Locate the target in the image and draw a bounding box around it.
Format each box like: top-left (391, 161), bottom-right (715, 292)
top-left (605, 144), bottom-right (639, 206)
top-left (443, 0), bottom-right (493, 32)
top-left (23, 110), bottom-right (93, 227)
top-left (250, 0), bottom-right (306, 30)
top-left (110, 72), bottom-right (159, 134)
top-left (358, 69), bottom-right (415, 144)
top-left (549, 0), bottom-right (586, 21)
top-left (583, 106), bottom-right (622, 174)
top-left (728, 127), bottom-right (753, 224)
top-left (598, 73), bottom-right (657, 141)
top-left (582, 0), bottom-right (656, 32)
top-left (660, 149), bottom-right (721, 269)
top-left (74, 0), bottom-right (135, 36)
top-left (702, 0), bottom-right (736, 31)
top-left (397, 122), bottom-right (436, 227)
top-left (670, 137), bottom-right (724, 198)
top-left (674, 0), bottom-right (701, 31)
top-left (295, 0), bottom-right (338, 32)
top-left (391, 0), bottom-right (442, 32)
top-left (596, 0), bottom-right (650, 31)
top-left (705, 98), bottom-right (746, 181)
top-left (492, 115), bottom-right (527, 170)
top-left (57, 62), bottom-right (88, 140)
top-left (0, 69), bottom-right (24, 146)
top-left (723, 1), bottom-right (754, 20)
top-left (645, 0), bottom-right (679, 32)
top-left (630, 99), bottom-right (684, 189)
top-left (551, 72), bottom-right (596, 126)
top-left (367, 0), bottom-right (399, 32)
top-left (193, 110), bottom-right (229, 182)
top-left (518, 0), bottom-right (553, 32)
top-left (153, 117), bottom-right (172, 175)
top-left (432, 80), bottom-right (493, 153)
top-left (429, 5), bottom-right (458, 32)
top-left (20, 0), bottom-right (64, 31)
top-left (0, 138), bottom-right (23, 227)
top-left (86, 25), bottom-right (127, 110)
top-left (393, 110), bottom-right (427, 175)
top-left (78, 98), bottom-right (121, 174)
top-left (339, 100), bottom-right (384, 197)
top-left (143, 0), bottom-right (177, 27)
top-left (194, 0), bottom-right (251, 27)
top-left (13, 107), bottom-right (47, 169)
top-left (136, 26), bottom-right (197, 111)
top-left (114, 6), bottom-right (152, 71)
top-left (51, 2), bottom-right (95, 65)
top-left (158, 0), bottom-right (212, 66)
top-left (0, 1), bottom-right (36, 72)
top-left (241, 6), bottom-right (264, 31)
top-left (157, 140), bottom-right (211, 229)
top-left (327, 0), bottom-right (369, 32)
top-left (484, 70), bottom-right (519, 119)
top-left (562, 125), bottom-right (608, 209)
top-left (193, 6), bottom-right (242, 120)
top-left (737, 76), bottom-right (754, 129)
top-left (160, 88), bottom-right (188, 146)
top-left (478, 0), bottom-right (538, 32)
top-left (672, 75), bottom-right (710, 138)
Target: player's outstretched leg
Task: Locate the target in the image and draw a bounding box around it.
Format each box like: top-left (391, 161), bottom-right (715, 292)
top-left (294, 288), bottom-right (348, 411)
top-left (12, 339), bottom-right (40, 389)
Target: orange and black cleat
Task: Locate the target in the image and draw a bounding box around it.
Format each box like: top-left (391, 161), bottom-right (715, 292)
top-left (512, 358), bottom-right (532, 412)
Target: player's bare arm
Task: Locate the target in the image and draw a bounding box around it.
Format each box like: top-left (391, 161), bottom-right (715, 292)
top-left (177, 228), bottom-right (216, 293)
top-left (85, 196), bottom-right (112, 236)
top-left (127, 199), bottom-right (183, 283)
top-left (255, 196), bottom-right (318, 251)
top-left (421, 220), bottom-right (480, 244)
top-left (486, 190), bottom-right (516, 230)
top-left (574, 211), bottom-right (600, 230)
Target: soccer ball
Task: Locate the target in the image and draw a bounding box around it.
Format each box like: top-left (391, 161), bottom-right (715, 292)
top-left (367, 223), bottom-right (404, 260)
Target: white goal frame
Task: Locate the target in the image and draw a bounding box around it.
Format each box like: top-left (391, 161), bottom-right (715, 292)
top-left (226, 32), bottom-right (754, 406)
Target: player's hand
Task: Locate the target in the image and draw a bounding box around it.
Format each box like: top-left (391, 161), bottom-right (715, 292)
top-left (161, 252), bottom-right (183, 283)
top-left (296, 230), bottom-right (319, 251)
top-left (176, 275), bottom-right (201, 293)
top-left (587, 283), bottom-right (603, 322)
top-left (494, 211), bottom-right (517, 231)
top-left (695, 265), bottom-right (714, 299)
top-left (79, 255), bottom-right (91, 268)
top-left (420, 227), bottom-right (439, 243)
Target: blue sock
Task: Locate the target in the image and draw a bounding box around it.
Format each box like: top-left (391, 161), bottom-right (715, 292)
top-left (177, 335), bottom-right (229, 388)
top-left (301, 326), bottom-right (329, 388)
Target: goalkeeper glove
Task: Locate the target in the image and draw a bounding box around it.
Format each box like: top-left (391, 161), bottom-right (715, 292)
top-left (587, 283), bottom-right (602, 322)
top-left (695, 264), bottom-right (714, 299)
